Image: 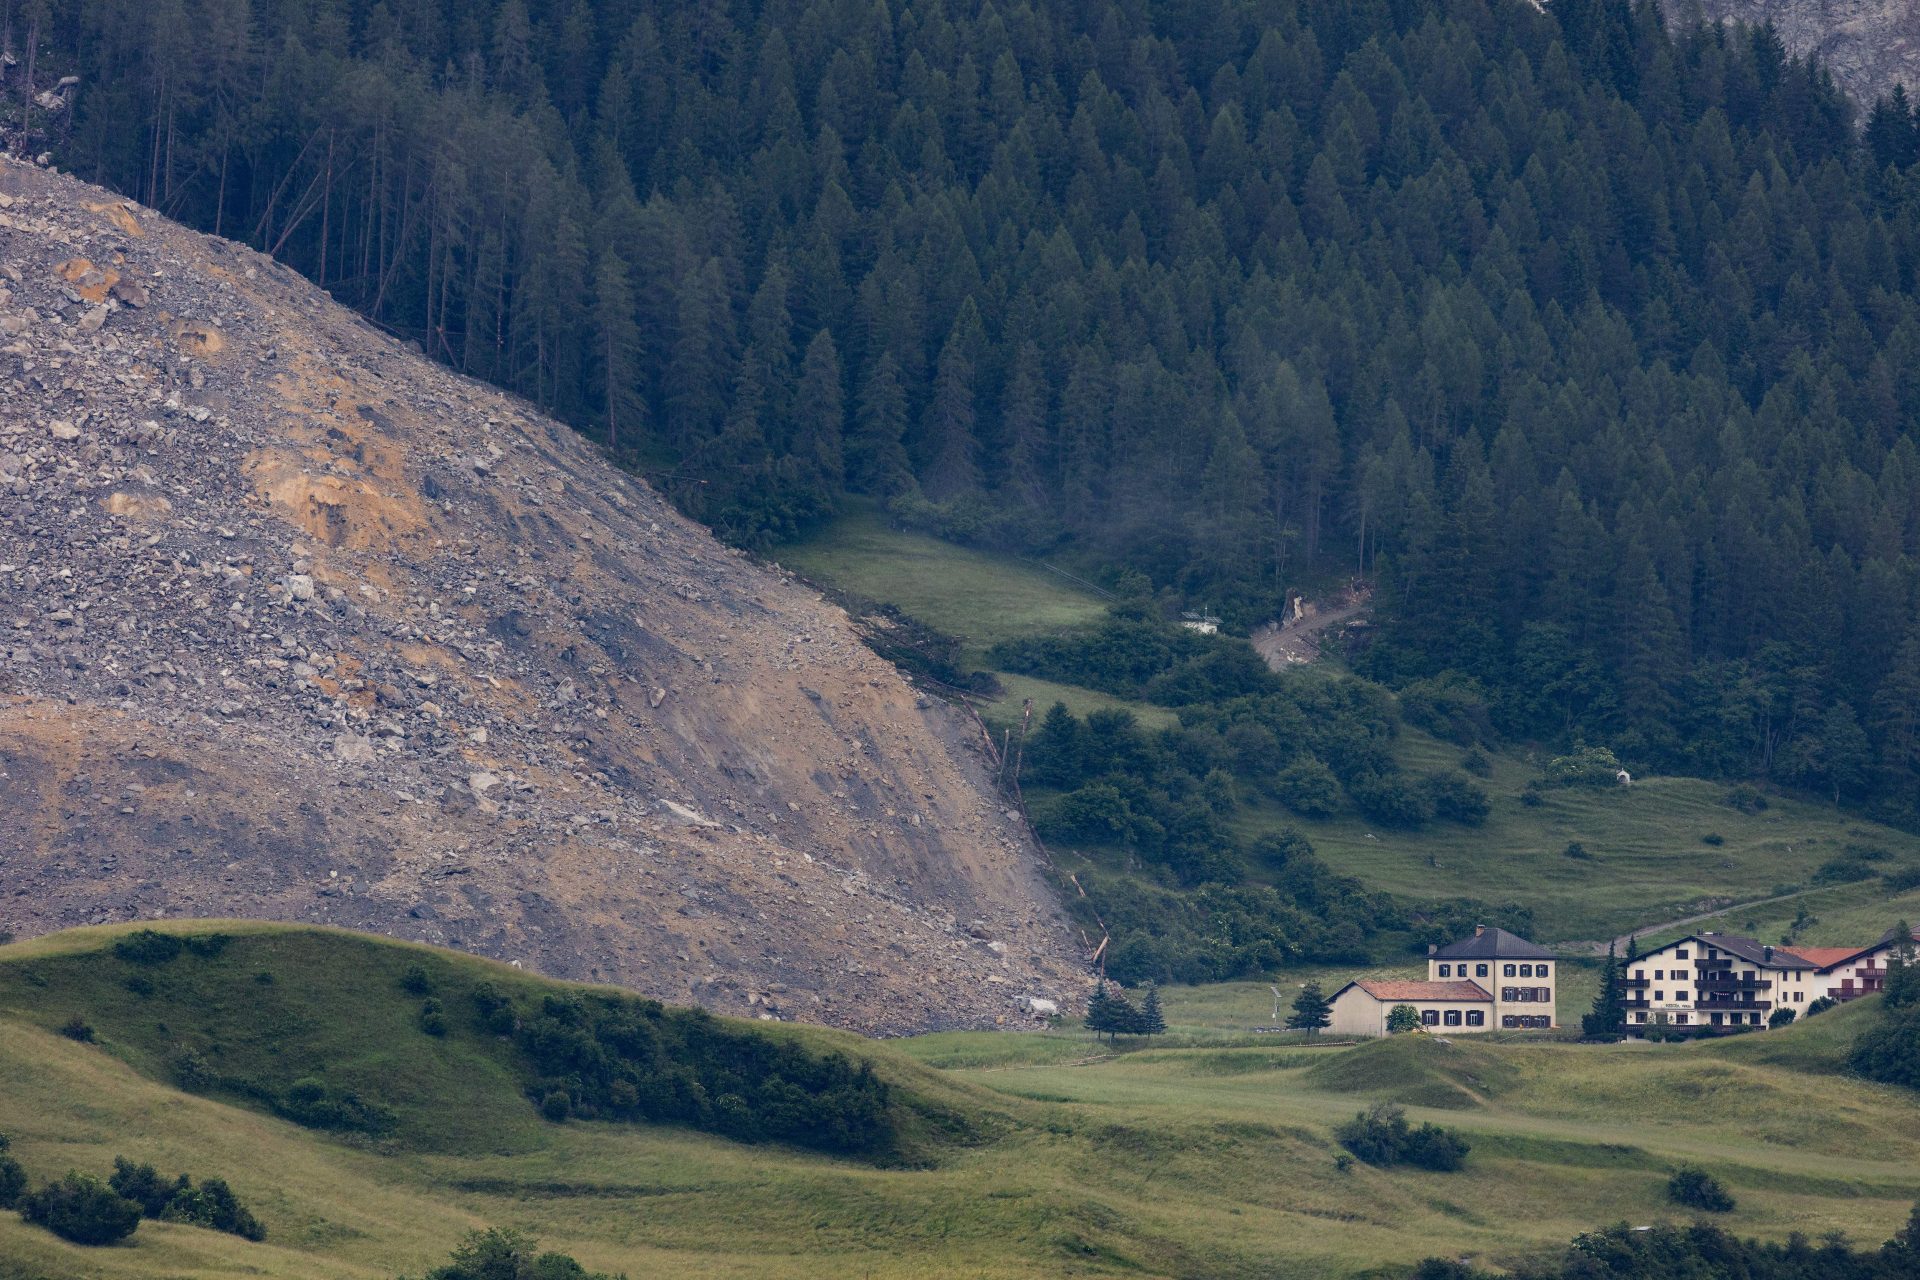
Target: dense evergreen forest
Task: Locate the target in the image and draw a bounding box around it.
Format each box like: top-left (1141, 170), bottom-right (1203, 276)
top-left (13, 0), bottom-right (1920, 819)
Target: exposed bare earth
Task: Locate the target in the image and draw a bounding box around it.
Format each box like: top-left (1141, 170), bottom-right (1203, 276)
top-left (1250, 583), bottom-right (1372, 670)
top-left (0, 158), bottom-right (1081, 1034)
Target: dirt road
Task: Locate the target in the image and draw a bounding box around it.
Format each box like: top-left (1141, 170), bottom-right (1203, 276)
top-left (1251, 584), bottom-right (1373, 669)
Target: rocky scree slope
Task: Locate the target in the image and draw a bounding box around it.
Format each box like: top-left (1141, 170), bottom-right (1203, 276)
top-left (1679, 0), bottom-right (1920, 105)
top-left (0, 157), bottom-right (1081, 1034)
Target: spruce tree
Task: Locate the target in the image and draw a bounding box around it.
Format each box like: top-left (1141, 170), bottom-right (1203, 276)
top-left (1583, 942), bottom-right (1625, 1040)
top-left (1139, 983), bottom-right (1166, 1037)
top-left (1288, 981), bottom-right (1333, 1037)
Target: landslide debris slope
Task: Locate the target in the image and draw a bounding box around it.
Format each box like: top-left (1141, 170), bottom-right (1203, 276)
top-left (0, 157), bottom-right (1080, 1033)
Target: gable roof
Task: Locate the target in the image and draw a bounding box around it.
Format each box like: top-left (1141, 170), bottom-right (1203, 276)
top-left (1639, 932), bottom-right (1816, 969)
top-left (1430, 926), bottom-right (1554, 960)
top-left (1780, 946), bottom-right (1864, 971)
top-left (1343, 979), bottom-right (1493, 1003)
top-left (1876, 923), bottom-right (1920, 947)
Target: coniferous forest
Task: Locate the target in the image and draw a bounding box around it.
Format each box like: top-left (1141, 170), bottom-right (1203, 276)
top-left (16, 0), bottom-right (1920, 820)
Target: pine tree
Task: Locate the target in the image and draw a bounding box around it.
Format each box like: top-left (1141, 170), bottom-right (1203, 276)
top-left (1138, 983), bottom-right (1166, 1037)
top-left (1288, 982), bottom-right (1333, 1037)
top-left (848, 351), bottom-right (913, 496)
top-left (589, 240), bottom-right (644, 451)
top-left (921, 322), bottom-right (981, 501)
top-left (1582, 942), bottom-right (1625, 1040)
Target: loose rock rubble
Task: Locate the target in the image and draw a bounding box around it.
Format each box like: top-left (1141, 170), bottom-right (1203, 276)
top-left (0, 157), bottom-right (1081, 1033)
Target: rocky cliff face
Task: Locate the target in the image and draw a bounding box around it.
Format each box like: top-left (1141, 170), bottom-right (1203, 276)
top-left (0, 157), bottom-right (1081, 1034)
top-left (1678, 0), bottom-right (1920, 106)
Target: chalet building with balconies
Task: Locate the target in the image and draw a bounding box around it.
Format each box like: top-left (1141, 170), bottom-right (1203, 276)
top-left (1785, 923), bottom-right (1920, 1004)
top-left (1624, 932), bottom-right (1817, 1035)
top-left (1327, 926), bottom-right (1557, 1037)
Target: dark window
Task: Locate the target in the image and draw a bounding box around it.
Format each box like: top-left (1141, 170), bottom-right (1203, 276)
top-left (1521, 964), bottom-right (1535, 977)
top-left (1466, 1011), bottom-right (1484, 1026)
top-left (1654, 991), bottom-right (1663, 1001)
top-left (1476, 964), bottom-right (1488, 977)
top-left (1504, 964), bottom-right (1516, 977)
top-left (1438, 964), bottom-right (1451, 977)
top-left (1537, 987), bottom-right (1551, 1001)
top-left (1444, 1010), bottom-right (1462, 1026)
top-left (1635, 1012), bottom-right (1647, 1023)
top-left (1501, 1015), bottom-right (1518, 1028)
top-left (1422, 1009), bottom-right (1440, 1026)
top-left (1675, 1014), bottom-right (1689, 1024)
top-left (1536, 964), bottom-right (1550, 977)
top-left (1654, 969), bottom-right (1663, 980)
top-left (1676, 950), bottom-right (1689, 960)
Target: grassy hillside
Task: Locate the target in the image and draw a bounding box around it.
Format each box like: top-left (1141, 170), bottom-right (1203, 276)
top-left (3, 925), bottom-right (1918, 1279)
top-left (779, 513), bottom-right (1920, 946)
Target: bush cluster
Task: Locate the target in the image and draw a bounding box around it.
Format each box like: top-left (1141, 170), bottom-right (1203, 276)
top-left (110, 1157), bottom-right (264, 1240)
top-left (1666, 1166), bottom-right (1736, 1213)
top-left (402, 1227), bottom-right (620, 1280)
top-left (1334, 1103), bottom-right (1469, 1171)
top-left (478, 985), bottom-right (894, 1155)
top-left (19, 1173), bottom-right (142, 1245)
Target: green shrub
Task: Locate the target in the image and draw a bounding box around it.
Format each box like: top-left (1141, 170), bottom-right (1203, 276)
top-left (20, 1172), bottom-right (142, 1245)
top-left (1667, 1165), bottom-right (1735, 1212)
top-left (253, 970), bottom-right (276, 985)
top-left (112, 930), bottom-right (184, 966)
top-left (1884, 866), bottom-right (1920, 893)
top-left (419, 998), bottom-right (448, 1037)
top-left (399, 964), bottom-right (434, 996)
top-left (123, 974), bottom-right (154, 998)
top-left (1348, 771), bottom-right (1436, 828)
top-left (184, 933), bottom-right (231, 958)
top-left (108, 1157), bottom-right (183, 1217)
top-left (410, 1228), bottom-right (618, 1280)
top-left (110, 1157), bottom-right (263, 1241)
top-left (1812, 858), bottom-right (1875, 886)
top-left (1563, 841), bottom-right (1592, 861)
top-left (60, 1015), bottom-right (95, 1042)
top-left (1421, 771), bottom-right (1489, 825)
top-left (1767, 1007), bottom-right (1796, 1029)
top-left (1397, 673), bottom-right (1491, 745)
top-left (1459, 748), bottom-right (1492, 777)
top-left (0, 1135), bottom-right (24, 1210)
top-left (1335, 1103), bottom-right (1468, 1171)
top-left (1271, 756), bottom-right (1342, 818)
top-left (1805, 996), bottom-right (1837, 1017)
top-left (1848, 1007), bottom-right (1920, 1089)
top-left (540, 1090), bottom-right (572, 1123)
top-left (1723, 786), bottom-right (1768, 814)
top-left (1700, 833), bottom-right (1725, 846)
top-left (1386, 1005), bottom-right (1423, 1034)
top-left (163, 1177), bottom-right (264, 1241)
top-left (276, 1078), bottom-right (396, 1135)
top-left (1541, 746), bottom-right (1625, 788)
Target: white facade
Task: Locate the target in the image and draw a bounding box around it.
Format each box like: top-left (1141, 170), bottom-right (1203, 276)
top-left (1625, 933), bottom-right (1814, 1035)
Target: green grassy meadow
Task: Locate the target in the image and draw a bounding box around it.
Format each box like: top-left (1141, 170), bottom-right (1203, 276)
top-left (3, 924), bottom-right (1918, 1280)
top-left (776, 512), bottom-right (1920, 946)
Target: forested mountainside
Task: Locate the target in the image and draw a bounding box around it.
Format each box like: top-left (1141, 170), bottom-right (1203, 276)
top-left (14, 0), bottom-right (1920, 821)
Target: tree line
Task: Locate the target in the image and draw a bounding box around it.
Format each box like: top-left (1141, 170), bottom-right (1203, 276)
top-left (14, 0), bottom-right (1920, 817)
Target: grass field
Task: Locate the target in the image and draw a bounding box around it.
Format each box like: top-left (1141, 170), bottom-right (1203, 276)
top-left (3, 924), bottom-right (1917, 1280)
top-left (777, 504), bottom-right (1109, 662)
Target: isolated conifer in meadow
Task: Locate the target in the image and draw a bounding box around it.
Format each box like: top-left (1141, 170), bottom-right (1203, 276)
top-left (1139, 984), bottom-right (1166, 1037)
top-left (1288, 982), bottom-right (1333, 1037)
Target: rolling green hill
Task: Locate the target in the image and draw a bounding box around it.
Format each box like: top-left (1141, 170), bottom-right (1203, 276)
top-left (2, 924), bottom-right (1917, 1279)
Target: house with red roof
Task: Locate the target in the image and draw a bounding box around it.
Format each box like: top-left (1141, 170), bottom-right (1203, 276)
top-left (1327, 926), bottom-right (1558, 1036)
